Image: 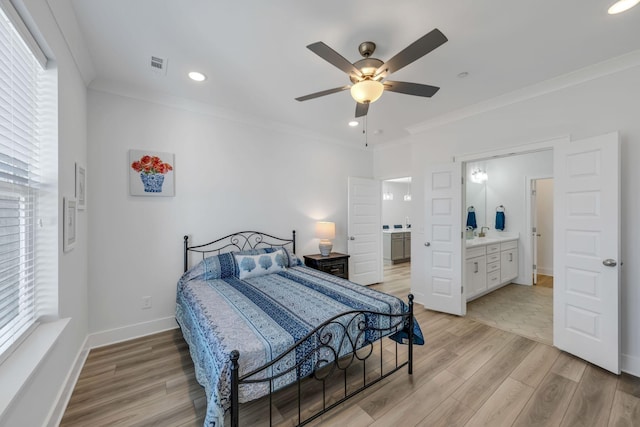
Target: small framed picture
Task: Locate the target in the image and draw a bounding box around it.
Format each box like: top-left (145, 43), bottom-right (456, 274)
top-left (63, 197), bottom-right (77, 252)
top-left (129, 149), bottom-right (175, 196)
top-left (75, 163), bottom-right (86, 210)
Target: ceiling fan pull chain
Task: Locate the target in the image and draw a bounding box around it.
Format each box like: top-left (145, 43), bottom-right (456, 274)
top-left (364, 115), bottom-right (368, 147)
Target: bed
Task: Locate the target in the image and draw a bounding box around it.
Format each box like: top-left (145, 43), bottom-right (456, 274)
top-left (177, 230), bottom-right (422, 426)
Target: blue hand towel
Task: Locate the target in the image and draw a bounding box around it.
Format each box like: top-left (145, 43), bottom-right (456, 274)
top-left (466, 211), bottom-right (477, 229)
top-left (495, 211), bottom-right (505, 230)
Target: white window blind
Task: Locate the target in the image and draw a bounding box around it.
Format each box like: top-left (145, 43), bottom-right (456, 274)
top-left (0, 5), bottom-right (42, 359)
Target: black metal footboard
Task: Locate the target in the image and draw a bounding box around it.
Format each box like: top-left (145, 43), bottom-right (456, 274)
top-left (229, 294), bottom-right (415, 426)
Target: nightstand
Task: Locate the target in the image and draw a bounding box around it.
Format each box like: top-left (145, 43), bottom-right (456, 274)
top-left (303, 253), bottom-right (350, 279)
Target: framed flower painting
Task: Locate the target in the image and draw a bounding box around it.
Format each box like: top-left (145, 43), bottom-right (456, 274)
top-left (129, 149), bottom-right (175, 196)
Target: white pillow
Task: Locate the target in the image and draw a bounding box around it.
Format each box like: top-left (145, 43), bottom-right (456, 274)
top-left (235, 249), bottom-right (287, 279)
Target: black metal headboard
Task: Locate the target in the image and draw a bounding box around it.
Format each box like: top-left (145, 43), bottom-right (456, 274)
top-left (183, 230), bottom-right (296, 272)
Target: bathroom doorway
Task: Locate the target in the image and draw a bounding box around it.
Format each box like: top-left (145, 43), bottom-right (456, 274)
top-left (463, 153), bottom-right (554, 345)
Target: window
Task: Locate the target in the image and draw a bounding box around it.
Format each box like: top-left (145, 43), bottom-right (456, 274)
top-left (0, 5), bottom-right (43, 360)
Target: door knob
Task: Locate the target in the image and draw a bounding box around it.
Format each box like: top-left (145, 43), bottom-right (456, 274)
top-left (603, 259), bottom-right (617, 267)
top-left (424, 242), bottom-right (431, 247)
top-left (349, 236), bottom-right (356, 240)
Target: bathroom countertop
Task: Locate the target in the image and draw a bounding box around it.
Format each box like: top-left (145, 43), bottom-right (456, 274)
top-left (383, 229), bottom-right (411, 234)
top-left (465, 233), bottom-right (518, 247)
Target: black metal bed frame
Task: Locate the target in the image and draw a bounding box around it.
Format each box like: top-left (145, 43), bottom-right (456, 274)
top-left (183, 231), bottom-right (414, 427)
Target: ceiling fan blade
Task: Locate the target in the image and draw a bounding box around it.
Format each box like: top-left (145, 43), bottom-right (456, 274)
top-left (295, 85), bottom-right (351, 102)
top-left (307, 42), bottom-right (363, 78)
top-left (355, 102), bottom-right (369, 118)
top-left (383, 81), bottom-right (440, 97)
top-left (375, 29), bottom-right (448, 77)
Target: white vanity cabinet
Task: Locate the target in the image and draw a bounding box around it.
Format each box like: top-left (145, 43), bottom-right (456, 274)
top-left (486, 243), bottom-right (501, 290)
top-left (500, 240), bottom-right (518, 283)
top-left (465, 238), bottom-right (519, 301)
top-left (465, 246), bottom-right (487, 298)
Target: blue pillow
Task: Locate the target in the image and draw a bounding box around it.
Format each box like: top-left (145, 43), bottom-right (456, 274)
top-left (185, 246), bottom-right (299, 281)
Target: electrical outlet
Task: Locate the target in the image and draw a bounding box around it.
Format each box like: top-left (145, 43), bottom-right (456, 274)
top-left (141, 296), bottom-right (152, 309)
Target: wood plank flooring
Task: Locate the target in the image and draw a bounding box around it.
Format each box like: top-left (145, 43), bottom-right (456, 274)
top-left (535, 274), bottom-right (553, 288)
top-left (60, 264), bottom-right (639, 427)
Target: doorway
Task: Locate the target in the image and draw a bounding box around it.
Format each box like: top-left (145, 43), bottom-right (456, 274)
top-left (532, 177), bottom-right (554, 287)
top-left (381, 177), bottom-right (412, 283)
top-left (423, 133), bottom-right (621, 373)
top-left (462, 155), bottom-right (554, 345)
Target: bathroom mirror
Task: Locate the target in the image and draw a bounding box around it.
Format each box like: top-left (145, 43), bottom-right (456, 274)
top-left (465, 163), bottom-right (487, 231)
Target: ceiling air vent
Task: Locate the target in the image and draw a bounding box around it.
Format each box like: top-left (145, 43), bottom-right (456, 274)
top-left (150, 56), bottom-right (168, 75)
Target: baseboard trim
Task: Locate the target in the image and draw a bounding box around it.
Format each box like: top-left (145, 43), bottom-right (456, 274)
top-left (86, 316), bottom-right (178, 350)
top-left (410, 291), bottom-right (425, 307)
top-left (537, 268), bottom-right (553, 276)
top-left (45, 336), bottom-right (89, 427)
top-left (622, 352), bottom-right (640, 377)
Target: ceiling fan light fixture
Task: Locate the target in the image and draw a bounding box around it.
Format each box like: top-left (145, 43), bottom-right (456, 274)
top-left (608, 0), bottom-right (639, 14)
top-left (350, 80), bottom-right (384, 104)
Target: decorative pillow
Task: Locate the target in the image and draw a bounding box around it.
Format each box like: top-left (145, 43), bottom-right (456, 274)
top-left (282, 247), bottom-right (302, 267)
top-left (234, 249), bottom-right (287, 279)
top-left (198, 252), bottom-right (237, 280)
top-left (235, 247), bottom-right (276, 256)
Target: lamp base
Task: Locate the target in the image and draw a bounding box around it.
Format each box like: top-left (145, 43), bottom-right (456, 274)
top-left (319, 240), bottom-right (333, 257)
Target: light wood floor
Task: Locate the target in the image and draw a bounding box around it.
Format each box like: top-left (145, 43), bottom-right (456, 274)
top-left (61, 265), bottom-right (640, 427)
top-left (535, 274), bottom-right (554, 288)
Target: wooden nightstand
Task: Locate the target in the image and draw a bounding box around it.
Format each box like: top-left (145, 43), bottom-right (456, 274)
top-left (303, 253), bottom-right (350, 279)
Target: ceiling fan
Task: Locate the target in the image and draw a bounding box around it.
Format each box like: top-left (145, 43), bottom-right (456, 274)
top-left (295, 29), bottom-right (448, 118)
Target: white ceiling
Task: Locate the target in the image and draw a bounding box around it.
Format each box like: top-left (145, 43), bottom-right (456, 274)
top-left (60, 0), bottom-right (640, 147)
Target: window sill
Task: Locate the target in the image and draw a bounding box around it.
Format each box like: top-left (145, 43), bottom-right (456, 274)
top-left (0, 318), bottom-right (69, 420)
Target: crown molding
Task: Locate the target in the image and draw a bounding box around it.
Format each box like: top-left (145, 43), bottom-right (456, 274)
top-left (45, 0), bottom-right (97, 84)
top-left (88, 78), bottom-right (369, 152)
top-left (406, 49), bottom-right (640, 136)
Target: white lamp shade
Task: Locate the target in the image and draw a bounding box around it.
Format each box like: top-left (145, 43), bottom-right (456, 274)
top-left (315, 221), bottom-right (336, 240)
top-left (350, 80), bottom-right (384, 104)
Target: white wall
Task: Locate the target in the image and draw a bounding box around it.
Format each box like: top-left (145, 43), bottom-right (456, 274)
top-left (382, 181), bottom-right (411, 228)
top-left (374, 59), bottom-right (640, 375)
top-left (1, 1), bottom-right (89, 426)
top-left (87, 90), bottom-right (372, 338)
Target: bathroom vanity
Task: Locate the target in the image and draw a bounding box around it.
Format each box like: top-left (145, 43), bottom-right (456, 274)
top-left (465, 236), bottom-right (518, 301)
top-left (383, 229), bottom-right (411, 263)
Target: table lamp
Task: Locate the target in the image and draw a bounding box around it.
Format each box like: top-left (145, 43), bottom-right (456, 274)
top-left (315, 221), bottom-right (335, 256)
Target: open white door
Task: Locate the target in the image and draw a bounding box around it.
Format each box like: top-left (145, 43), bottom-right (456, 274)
top-left (424, 163), bottom-right (464, 315)
top-left (554, 133), bottom-right (620, 374)
top-left (531, 180), bottom-right (539, 285)
top-left (347, 177), bottom-right (382, 285)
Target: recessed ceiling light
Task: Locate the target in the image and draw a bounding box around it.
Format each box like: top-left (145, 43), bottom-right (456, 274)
top-left (457, 71), bottom-right (469, 78)
top-left (348, 121), bottom-right (359, 127)
top-left (608, 0), bottom-right (639, 14)
top-left (188, 71), bottom-right (207, 82)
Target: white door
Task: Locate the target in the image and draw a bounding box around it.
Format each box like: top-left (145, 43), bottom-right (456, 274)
top-left (424, 163), bottom-right (464, 315)
top-left (531, 180), bottom-right (539, 284)
top-left (347, 177), bottom-right (382, 285)
top-left (554, 133), bottom-right (620, 374)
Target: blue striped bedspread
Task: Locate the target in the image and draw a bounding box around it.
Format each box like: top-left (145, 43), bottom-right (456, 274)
top-left (176, 264), bottom-right (422, 427)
